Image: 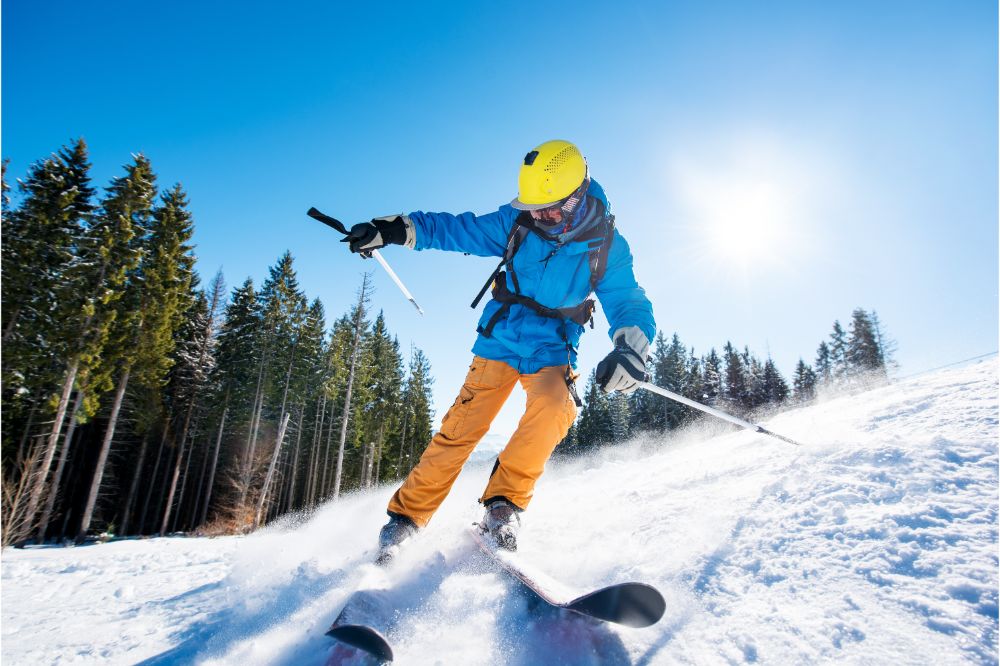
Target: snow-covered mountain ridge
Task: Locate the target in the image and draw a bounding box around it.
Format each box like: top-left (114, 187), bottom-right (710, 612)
top-left (3, 359), bottom-right (997, 665)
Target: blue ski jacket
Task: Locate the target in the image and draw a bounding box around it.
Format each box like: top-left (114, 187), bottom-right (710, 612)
top-left (408, 180), bottom-right (655, 374)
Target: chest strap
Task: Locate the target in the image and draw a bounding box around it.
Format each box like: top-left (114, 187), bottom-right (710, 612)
top-left (479, 275), bottom-right (596, 338)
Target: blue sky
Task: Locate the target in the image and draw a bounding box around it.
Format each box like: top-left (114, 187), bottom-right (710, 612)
top-left (4, 1), bottom-right (997, 438)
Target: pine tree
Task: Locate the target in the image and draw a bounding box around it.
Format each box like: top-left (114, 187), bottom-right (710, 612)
top-left (761, 358), bottom-right (789, 406)
top-left (701, 348), bottom-right (723, 406)
top-left (631, 332), bottom-right (669, 432)
top-left (814, 342), bottom-right (833, 386)
top-left (608, 393), bottom-right (631, 442)
top-left (332, 274), bottom-right (372, 500)
top-left (559, 421), bottom-right (579, 452)
top-left (655, 333), bottom-right (689, 429)
top-left (3, 141), bottom-right (96, 541)
top-left (722, 342), bottom-right (748, 411)
top-left (159, 284), bottom-right (216, 535)
top-left (281, 297), bottom-right (327, 512)
top-left (870, 310), bottom-right (898, 374)
top-left (2, 140), bottom-right (94, 355)
top-left (1, 159), bottom-right (10, 208)
top-left (315, 315), bottom-right (353, 501)
top-left (116, 185), bottom-right (199, 537)
top-left (77, 174), bottom-right (204, 540)
top-left (214, 279), bottom-right (261, 453)
top-left (683, 353), bottom-right (705, 424)
top-left (400, 348), bottom-right (434, 474)
top-left (361, 312), bottom-right (403, 487)
top-left (27, 154), bottom-right (157, 541)
top-left (2, 145), bottom-right (449, 537)
top-left (743, 348), bottom-right (769, 411)
top-left (828, 321), bottom-right (848, 381)
top-left (207, 277), bottom-right (261, 523)
top-left (236, 252), bottom-right (306, 519)
top-left (792, 359), bottom-right (817, 403)
top-left (224, 252), bottom-right (309, 527)
top-left (846, 308), bottom-right (884, 375)
top-left (576, 370), bottom-right (613, 449)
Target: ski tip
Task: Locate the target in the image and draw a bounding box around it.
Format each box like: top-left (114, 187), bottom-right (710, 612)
top-left (327, 624), bottom-right (394, 663)
top-left (568, 582), bottom-right (667, 628)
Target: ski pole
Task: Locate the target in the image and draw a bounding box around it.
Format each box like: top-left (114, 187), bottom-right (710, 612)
top-left (369, 250), bottom-right (424, 316)
top-left (307, 207), bottom-right (425, 316)
top-left (638, 381), bottom-right (804, 446)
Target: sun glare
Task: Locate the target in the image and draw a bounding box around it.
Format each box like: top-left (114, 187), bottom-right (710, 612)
top-left (667, 135), bottom-right (816, 279)
top-left (702, 179), bottom-right (790, 262)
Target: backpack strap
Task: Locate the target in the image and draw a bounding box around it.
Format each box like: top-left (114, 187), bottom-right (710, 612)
top-left (470, 217), bottom-right (531, 309)
top-left (588, 213), bottom-right (616, 291)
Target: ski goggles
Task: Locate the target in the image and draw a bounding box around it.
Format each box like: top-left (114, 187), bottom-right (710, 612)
top-left (530, 176), bottom-right (591, 232)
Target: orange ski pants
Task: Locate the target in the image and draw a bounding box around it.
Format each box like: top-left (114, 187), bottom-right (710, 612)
top-left (387, 356), bottom-right (577, 527)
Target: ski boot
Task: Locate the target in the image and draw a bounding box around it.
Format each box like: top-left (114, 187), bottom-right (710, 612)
top-left (375, 512), bottom-right (418, 566)
top-left (480, 498), bottom-right (521, 551)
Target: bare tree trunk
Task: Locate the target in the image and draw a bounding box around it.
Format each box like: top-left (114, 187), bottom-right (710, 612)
top-left (159, 438), bottom-right (185, 536)
top-left (25, 357), bottom-right (79, 530)
top-left (17, 401), bottom-right (39, 463)
top-left (306, 393), bottom-right (325, 507)
top-left (172, 428), bottom-right (196, 533)
top-left (358, 442), bottom-right (372, 488)
top-left (199, 402), bottom-right (228, 526)
top-left (334, 334), bottom-right (362, 499)
top-left (255, 411), bottom-right (291, 527)
top-left (139, 423), bottom-right (170, 534)
top-left (333, 275), bottom-right (370, 499)
top-left (160, 385), bottom-right (202, 535)
top-left (153, 445), bottom-right (175, 533)
top-left (321, 398), bottom-right (336, 498)
top-left (287, 404), bottom-right (305, 511)
top-left (407, 418), bottom-right (416, 473)
top-left (274, 457), bottom-right (289, 521)
top-left (35, 392), bottom-right (84, 542)
top-left (240, 374), bottom-right (266, 507)
top-left (258, 337), bottom-right (298, 517)
top-left (118, 430), bottom-right (150, 536)
top-left (364, 441), bottom-right (372, 487)
top-left (77, 366), bottom-right (131, 541)
top-left (242, 332), bottom-right (276, 505)
top-left (396, 405), bottom-right (409, 479)
top-left (190, 423), bottom-right (213, 529)
top-left (374, 426), bottom-right (384, 485)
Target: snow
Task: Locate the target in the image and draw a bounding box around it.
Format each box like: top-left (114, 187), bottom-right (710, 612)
top-left (3, 359), bottom-right (997, 665)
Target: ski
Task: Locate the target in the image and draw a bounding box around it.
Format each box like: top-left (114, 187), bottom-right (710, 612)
top-left (325, 551), bottom-right (446, 664)
top-left (325, 587), bottom-right (395, 663)
top-left (469, 526), bottom-right (666, 628)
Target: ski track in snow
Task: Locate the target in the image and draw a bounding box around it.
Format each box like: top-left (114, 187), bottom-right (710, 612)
top-left (2, 359), bottom-right (997, 665)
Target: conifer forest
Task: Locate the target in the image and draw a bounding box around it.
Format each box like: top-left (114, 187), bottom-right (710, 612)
top-left (1, 140), bottom-right (894, 546)
top-left (1, 141), bottom-right (435, 545)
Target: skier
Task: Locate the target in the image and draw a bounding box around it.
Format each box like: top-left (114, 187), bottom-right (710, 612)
top-left (342, 140), bottom-right (655, 560)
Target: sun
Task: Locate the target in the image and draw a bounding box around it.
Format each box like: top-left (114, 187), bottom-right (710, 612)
top-left (701, 178), bottom-right (791, 263)
top-left (667, 136), bottom-right (811, 277)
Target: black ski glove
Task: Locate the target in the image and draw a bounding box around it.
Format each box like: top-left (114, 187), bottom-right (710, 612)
top-left (342, 215), bottom-right (410, 254)
top-left (596, 327), bottom-right (650, 394)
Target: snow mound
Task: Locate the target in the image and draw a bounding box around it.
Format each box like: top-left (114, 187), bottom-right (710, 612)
top-left (3, 359), bottom-right (996, 665)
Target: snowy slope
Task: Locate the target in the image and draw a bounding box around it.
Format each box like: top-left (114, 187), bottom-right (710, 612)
top-left (3, 359), bottom-right (997, 665)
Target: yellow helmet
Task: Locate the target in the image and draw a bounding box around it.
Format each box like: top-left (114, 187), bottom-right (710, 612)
top-left (510, 140), bottom-right (588, 210)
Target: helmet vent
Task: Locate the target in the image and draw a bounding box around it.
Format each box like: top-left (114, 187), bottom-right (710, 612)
top-left (545, 145), bottom-right (581, 173)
